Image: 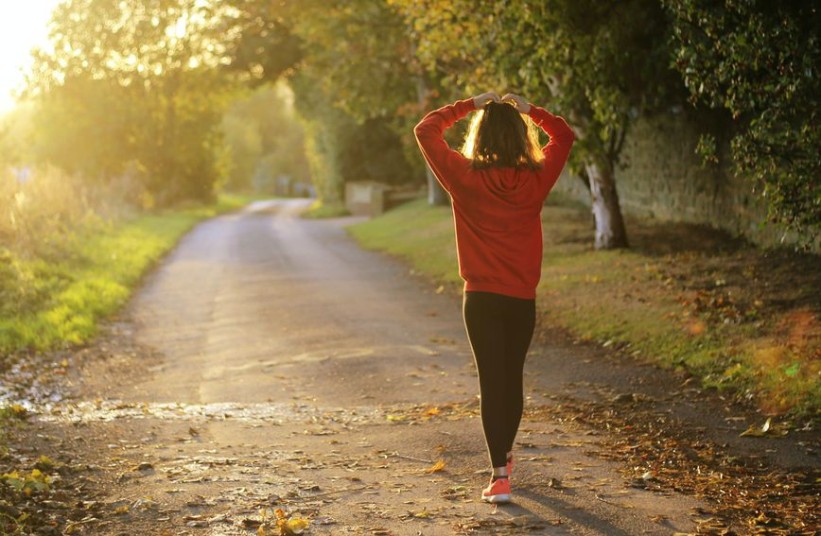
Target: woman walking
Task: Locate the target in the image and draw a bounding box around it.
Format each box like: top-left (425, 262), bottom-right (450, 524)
top-left (414, 92), bottom-right (575, 503)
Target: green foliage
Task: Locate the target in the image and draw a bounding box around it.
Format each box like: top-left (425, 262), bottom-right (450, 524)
top-left (221, 83), bottom-right (310, 193)
top-left (0, 166), bottom-right (251, 354)
top-left (387, 0), bottom-right (503, 104)
top-left (289, 0), bottom-right (425, 191)
top-left (392, 0), bottom-right (682, 173)
top-left (0, 104), bottom-right (36, 166)
top-left (288, 0), bottom-right (418, 125)
top-left (338, 119), bottom-right (417, 186)
top-left (1, 469), bottom-right (51, 497)
top-left (390, 0), bottom-right (686, 247)
top-left (0, 405), bottom-right (26, 465)
top-left (0, 167), bottom-right (126, 259)
top-left (290, 68), bottom-right (420, 203)
top-left (0, 213), bottom-right (188, 352)
top-left (508, 1), bottom-right (683, 170)
top-left (665, 0), bottom-right (820, 244)
top-left (223, 0), bottom-right (426, 205)
top-left (0, 405), bottom-right (28, 422)
top-left (291, 84), bottom-right (352, 204)
top-left (27, 0), bottom-right (238, 206)
top-left (220, 0), bottom-right (303, 84)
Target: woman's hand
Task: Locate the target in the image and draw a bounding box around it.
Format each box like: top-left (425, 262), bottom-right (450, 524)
top-left (473, 92), bottom-right (500, 108)
top-left (501, 93), bottom-right (531, 114)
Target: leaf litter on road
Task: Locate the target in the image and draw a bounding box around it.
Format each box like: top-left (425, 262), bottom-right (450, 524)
top-left (739, 417), bottom-right (789, 437)
top-left (526, 396), bottom-right (819, 534)
top-left (424, 460), bottom-right (446, 474)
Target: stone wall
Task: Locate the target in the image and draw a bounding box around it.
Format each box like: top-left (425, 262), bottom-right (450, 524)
top-left (550, 112), bottom-right (798, 248)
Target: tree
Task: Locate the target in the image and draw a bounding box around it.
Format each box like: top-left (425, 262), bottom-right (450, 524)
top-left (665, 0), bottom-right (820, 245)
top-left (386, 0), bottom-right (487, 206)
top-left (223, 0), bottom-right (433, 208)
top-left (391, 0), bottom-right (684, 249)
top-left (218, 0), bottom-right (303, 85)
top-left (27, 0), bottom-right (236, 205)
top-left (280, 67), bottom-right (349, 205)
top-left (221, 83), bottom-right (310, 193)
top-left (287, 0), bottom-right (426, 198)
top-left (30, 75), bottom-right (137, 183)
top-left (0, 103), bottom-right (37, 168)
top-left (338, 118), bottom-right (417, 186)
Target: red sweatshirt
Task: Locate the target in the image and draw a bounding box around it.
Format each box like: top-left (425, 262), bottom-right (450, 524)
top-left (414, 99), bottom-right (575, 299)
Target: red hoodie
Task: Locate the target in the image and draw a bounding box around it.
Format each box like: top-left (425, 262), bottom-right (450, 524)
top-left (414, 98), bottom-right (575, 299)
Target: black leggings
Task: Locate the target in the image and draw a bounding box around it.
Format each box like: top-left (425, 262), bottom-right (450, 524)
top-left (463, 291), bottom-right (536, 468)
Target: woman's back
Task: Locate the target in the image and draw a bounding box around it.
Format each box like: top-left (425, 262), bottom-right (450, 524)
top-left (412, 92), bottom-right (576, 504)
top-left (414, 94), bottom-right (574, 299)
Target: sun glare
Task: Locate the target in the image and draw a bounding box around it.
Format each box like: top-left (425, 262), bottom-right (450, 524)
top-left (0, 0), bottom-right (62, 113)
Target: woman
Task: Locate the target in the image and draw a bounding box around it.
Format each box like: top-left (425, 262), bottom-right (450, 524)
top-left (414, 92), bottom-right (575, 503)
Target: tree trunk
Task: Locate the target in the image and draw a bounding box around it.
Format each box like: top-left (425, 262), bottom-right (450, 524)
top-left (586, 161), bottom-right (629, 249)
top-left (414, 65), bottom-right (449, 206)
top-left (426, 167), bottom-right (449, 205)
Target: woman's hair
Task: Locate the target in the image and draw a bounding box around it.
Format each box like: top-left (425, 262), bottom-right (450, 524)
top-left (461, 101), bottom-right (543, 170)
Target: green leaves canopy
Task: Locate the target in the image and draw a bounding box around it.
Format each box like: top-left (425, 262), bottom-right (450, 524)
top-left (27, 0), bottom-right (236, 205)
top-left (393, 0), bottom-right (682, 173)
top-left (666, 0), bottom-right (820, 243)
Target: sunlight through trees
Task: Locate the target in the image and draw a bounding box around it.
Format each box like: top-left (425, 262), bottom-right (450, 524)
top-left (1, 0), bottom-right (816, 246)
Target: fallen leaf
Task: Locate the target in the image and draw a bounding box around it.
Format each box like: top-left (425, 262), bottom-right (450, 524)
top-left (739, 417), bottom-right (787, 437)
top-left (441, 485), bottom-right (468, 500)
top-left (425, 459), bottom-right (446, 473)
top-left (281, 517), bottom-right (310, 535)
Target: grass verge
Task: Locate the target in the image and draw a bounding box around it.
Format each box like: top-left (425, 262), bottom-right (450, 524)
top-left (301, 199), bottom-right (350, 219)
top-left (348, 199), bottom-right (820, 418)
top-left (0, 193), bottom-right (255, 356)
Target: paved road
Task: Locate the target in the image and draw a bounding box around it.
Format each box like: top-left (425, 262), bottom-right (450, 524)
top-left (127, 198), bottom-right (473, 409)
top-left (55, 199), bottom-right (711, 535)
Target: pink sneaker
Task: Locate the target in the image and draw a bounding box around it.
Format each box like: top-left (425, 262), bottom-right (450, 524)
top-left (482, 477), bottom-right (511, 503)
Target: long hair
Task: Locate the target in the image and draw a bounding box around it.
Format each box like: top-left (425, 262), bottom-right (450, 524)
top-left (461, 101), bottom-right (543, 170)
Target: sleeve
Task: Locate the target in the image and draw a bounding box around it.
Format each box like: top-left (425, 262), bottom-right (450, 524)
top-left (413, 99), bottom-right (476, 193)
top-left (528, 105), bottom-right (576, 195)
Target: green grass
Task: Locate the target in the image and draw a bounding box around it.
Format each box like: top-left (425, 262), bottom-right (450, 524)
top-left (349, 199), bottom-right (820, 418)
top-left (0, 193), bottom-right (255, 355)
top-left (0, 189), bottom-right (261, 464)
top-left (301, 199), bottom-right (350, 219)
top-left (347, 201), bottom-right (459, 285)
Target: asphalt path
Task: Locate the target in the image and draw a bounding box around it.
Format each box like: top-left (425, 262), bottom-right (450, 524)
top-left (53, 198), bottom-right (724, 535)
